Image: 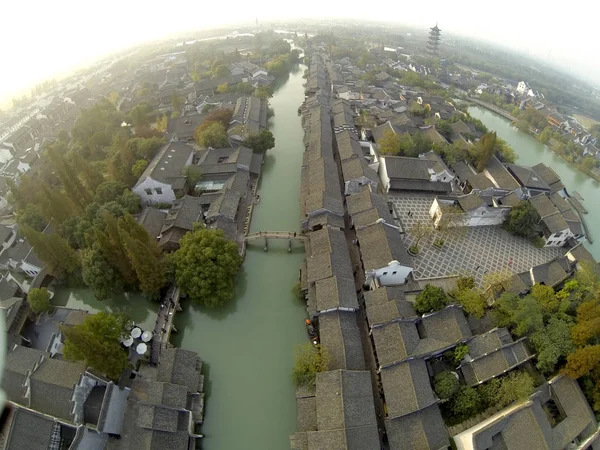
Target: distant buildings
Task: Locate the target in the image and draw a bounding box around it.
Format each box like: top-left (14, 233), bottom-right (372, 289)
top-left (427, 24), bottom-right (442, 57)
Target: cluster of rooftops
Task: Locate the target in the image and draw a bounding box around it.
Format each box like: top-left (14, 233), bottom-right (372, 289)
top-left (290, 53), bottom-right (600, 450)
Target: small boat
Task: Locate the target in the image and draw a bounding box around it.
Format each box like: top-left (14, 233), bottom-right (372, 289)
top-left (305, 319), bottom-right (319, 345)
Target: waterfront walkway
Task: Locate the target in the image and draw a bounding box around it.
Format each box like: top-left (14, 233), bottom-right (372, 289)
top-left (469, 98), bottom-right (518, 122)
top-left (149, 283), bottom-right (181, 365)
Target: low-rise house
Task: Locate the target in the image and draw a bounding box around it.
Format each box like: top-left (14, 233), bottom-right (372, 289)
top-left (137, 207), bottom-right (168, 241)
top-left (429, 193), bottom-right (511, 227)
top-left (158, 195), bottom-right (202, 251)
top-left (378, 155), bottom-right (452, 194)
top-left (318, 310), bottom-right (365, 371)
top-left (505, 164), bottom-right (552, 198)
top-left (380, 359), bottom-right (449, 450)
top-left (502, 256), bottom-right (573, 295)
top-left (227, 95), bottom-right (267, 144)
top-left (167, 112), bottom-right (206, 142)
top-left (290, 370), bottom-right (381, 450)
top-left (133, 141), bottom-right (194, 205)
top-left (303, 228), bottom-right (354, 286)
top-left (531, 163), bottom-right (565, 193)
top-left (529, 194), bottom-right (583, 247)
top-left (356, 221), bottom-right (413, 287)
top-left (482, 155), bottom-right (520, 193)
top-left (454, 376), bottom-right (599, 450)
top-left (458, 328), bottom-right (534, 386)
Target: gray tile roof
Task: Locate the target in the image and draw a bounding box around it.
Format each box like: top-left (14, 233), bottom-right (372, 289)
top-left (137, 404), bottom-right (179, 433)
top-left (529, 194), bottom-right (558, 219)
top-left (206, 189), bottom-right (240, 222)
top-left (457, 193), bottom-right (485, 211)
top-left (138, 208), bottom-right (167, 240)
top-left (346, 189), bottom-right (389, 217)
top-left (157, 348), bottom-right (202, 393)
top-left (542, 213), bottom-right (569, 234)
top-left (228, 95), bottom-right (267, 138)
top-left (470, 376), bottom-right (597, 450)
top-left (507, 164), bottom-right (551, 191)
top-left (356, 222), bottom-right (411, 272)
top-left (0, 224), bottom-right (13, 243)
top-left (484, 155), bottom-right (520, 190)
top-left (318, 311), bottom-right (365, 371)
top-left (30, 357), bottom-right (85, 422)
top-left (498, 192), bottom-right (521, 207)
top-left (450, 120), bottom-right (472, 134)
top-left (380, 359), bottom-right (437, 419)
top-left (315, 276), bottom-right (359, 311)
top-left (341, 158), bottom-right (379, 186)
top-left (385, 404), bottom-right (449, 450)
top-left (531, 258), bottom-right (571, 287)
top-left (5, 407), bottom-right (57, 450)
top-left (467, 172), bottom-right (495, 191)
top-left (166, 112), bottom-right (207, 140)
top-left (134, 141), bottom-right (193, 187)
top-left (460, 328), bottom-right (533, 385)
top-left (364, 286), bottom-right (407, 308)
top-left (148, 382), bottom-right (188, 410)
top-left (161, 195), bottom-right (202, 233)
top-left (383, 156), bottom-right (435, 181)
top-left (306, 228), bottom-right (353, 284)
top-left (531, 163), bottom-right (564, 193)
top-left (335, 130), bottom-right (362, 161)
top-left (308, 370), bottom-right (380, 450)
top-left (366, 298), bottom-right (417, 326)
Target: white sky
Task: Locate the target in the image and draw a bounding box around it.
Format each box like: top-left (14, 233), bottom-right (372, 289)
top-left (3, 0), bottom-right (599, 106)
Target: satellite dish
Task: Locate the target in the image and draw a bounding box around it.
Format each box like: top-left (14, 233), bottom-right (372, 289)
top-left (141, 331), bottom-right (152, 342)
top-left (131, 327), bottom-right (142, 339)
top-left (122, 336), bottom-right (134, 347)
top-left (136, 343), bottom-right (148, 355)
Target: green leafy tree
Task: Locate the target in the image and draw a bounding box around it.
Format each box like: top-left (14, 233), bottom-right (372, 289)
top-left (433, 371), bottom-right (460, 399)
top-left (451, 386), bottom-right (481, 419)
top-left (512, 295), bottom-right (545, 337)
top-left (58, 216), bottom-right (93, 249)
top-left (571, 300), bottom-right (600, 346)
top-left (22, 226), bottom-right (80, 278)
top-left (494, 371), bottom-right (536, 407)
top-left (131, 159), bottom-right (149, 179)
top-left (538, 127), bottom-right (553, 144)
top-left (28, 288), bottom-right (51, 314)
top-left (531, 318), bottom-right (575, 373)
top-left (379, 129), bottom-right (402, 155)
top-left (183, 166), bottom-right (203, 190)
top-left (196, 122), bottom-right (229, 148)
top-left (292, 344), bottom-right (329, 387)
top-left (503, 201), bottom-right (540, 239)
top-left (70, 152), bottom-right (104, 194)
top-left (564, 345), bottom-right (600, 379)
top-left (81, 248), bottom-right (124, 300)
top-left (16, 204), bottom-right (47, 232)
top-left (62, 312), bottom-right (131, 379)
top-left (254, 86), bottom-right (273, 99)
top-left (456, 276), bottom-right (475, 291)
top-left (216, 83), bottom-right (229, 94)
top-left (531, 283), bottom-right (559, 314)
top-left (436, 120), bottom-right (453, 139)
top-left (243, 130), bottom-right (275, 153)
top-left (492, 292), bottom-right (520, 328)
top-left (94, 181), bottom-right (128, 205)
top-left (119, 227), bottom-right (166, 298)
top-left (453, 344), bottom-right (469, 365)
top-left (212, 64), bottom-right (229, 79)
top-left (173, 227), bottom-right (242, 307)
top-left (415, 284), bottom-right (448, 315)
top-left (455, 289), bottom-right (487, 318)
top-left (471, 132), bottom-right (497, 171)
top-left (117, 190), bottom-right (141, 214)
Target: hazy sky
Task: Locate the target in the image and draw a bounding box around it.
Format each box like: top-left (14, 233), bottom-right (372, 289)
top-left (3, 0), bottom-right (598, 106)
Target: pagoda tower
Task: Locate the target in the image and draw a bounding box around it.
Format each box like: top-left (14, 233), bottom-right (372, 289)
top-left (427, 24), bottom-right (441, 57)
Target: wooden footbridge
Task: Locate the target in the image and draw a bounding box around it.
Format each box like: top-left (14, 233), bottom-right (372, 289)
top-left (244, 231), bottom-right (306, 252)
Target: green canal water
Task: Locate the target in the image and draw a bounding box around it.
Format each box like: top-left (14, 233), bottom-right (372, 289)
top-left (171, 64), bottom-right (308, 450)
top-left (469, 106), bottom-right (600, 260)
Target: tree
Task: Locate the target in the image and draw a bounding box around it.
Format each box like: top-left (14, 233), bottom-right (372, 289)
top-left (21, 226), bottom-right (80, 278)
top-left (254, 86), bottom-right (272, 99)
top-left (171, 92), bottom-right (184, 113)
top-left (58, 216), bottom-right (93, 249)
top-left (131, 159), bottom-right (149, 179)
top-left (292, 344), bottom-right (329, 386)
top-left (173, 227), bottom-right (242, 307)
top-left (564, 345), bottom-right (600, 378)
top-left (482, 270), bottom-right (513, 302)
top-left (531, 283), bottom-right (559, 314)
top-left (70, 152), bottom-right (104, 194)
top-left (156, 115), bottom-right (168, 133)
top-left (494, 371), bottom-right (535, 407)
top-left (434, 371), bottom-right (460, 399)
top-left (415, 284), bottom-right (448, 315)
top-left (62, 312), bottom-right (131, 379)
top-left (492, 292), bottom-right (520, 328)
top-left (456, 276), bottom-right (475, 291)
top-left (212, 64), bottom-right (229, 79)
top-left (409, 220), bottom-right (435, 253)
top-left (81, 248), bottom-right (124, 300)
top-left (119, 227), bottom-right (166, 298)
top-left (455, 289), bottom-right (486, 318)
top-left (94, 181), bottom-right (128, 205)
top-left (512, 295), bottom-right (544, 337)
top-left (196, 109), bottom-right (234, 134)
top-left (95, 212), bottom-right (138, 288)
top-left (196, 122), bottom-right (229, 148)
top-left (16, 204), bottom-right (47, 232)
top-left (57, 129), bottom-right (69, 142)
top-left (436, 120), bottom-right (453, 139)
top-left (243, 130), bottom-right (275, 153)
top-left (28, 288), bottom-right (51, 314)
top-left (471, 132), bottom-right (497, 171)
top-left (538, 127), bottom-right (553, 144)
top-left (451, 386), bottom-right (481, 419)
top-left (571, 300), bottom-right (600, 346)
top-left (453, 344), bottom-right (469, 365)
top-left (503, 201), bottom-right (540, 239)
top-left (379, 129), bottom-right (403, 155)
top-left (531, 318), bottom-right (575, 373)
top-left (216, 83), bottom-right (229, 94)
top-left (183, 166), bottom-right (203, 190)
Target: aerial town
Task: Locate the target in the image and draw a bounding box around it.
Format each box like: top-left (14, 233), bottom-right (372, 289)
top-left (0, 18), bottom-right (599, 450)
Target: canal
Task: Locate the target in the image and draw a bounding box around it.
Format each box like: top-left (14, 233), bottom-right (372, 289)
top-left (469, 106), bottom-right (600, 260)
top-left (171, 63), bottom-right (308, 450)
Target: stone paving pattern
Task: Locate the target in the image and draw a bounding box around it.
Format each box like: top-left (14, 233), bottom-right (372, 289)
top-left (389, 194), bottom-right (564, 286)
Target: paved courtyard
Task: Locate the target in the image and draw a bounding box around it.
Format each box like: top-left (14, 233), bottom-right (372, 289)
top-left (389, 194), bottom-right (565, 286)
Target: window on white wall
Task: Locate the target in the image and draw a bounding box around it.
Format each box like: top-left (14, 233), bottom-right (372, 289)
top-left (145, 189), bottom-right (153, 195)
top-left (155, 187), bottom-right (163, 195)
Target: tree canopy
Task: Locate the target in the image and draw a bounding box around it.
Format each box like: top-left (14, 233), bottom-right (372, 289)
top-left (28, 288), bottom-right (51, 314)
top-left (172, 227), bottom-right (242, 307)
top-left (62, 312), bottom-right (131, 379)
top-left (292, 344), bottom-right (329, 387)
top-left (415, 284), bottom-right (448, 315)
top-left (503, 200), bottom-right (540, 239)
top-left (195, 122), bottom-right (229, 148)
top-left (243, 130), bottom-right (275, 153)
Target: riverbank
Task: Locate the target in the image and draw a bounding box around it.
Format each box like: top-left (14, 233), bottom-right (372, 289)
top-left (469, 106), bottom-right (600, 260)
top-left (467, 100), bottom-right (600, 183)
